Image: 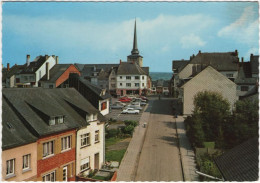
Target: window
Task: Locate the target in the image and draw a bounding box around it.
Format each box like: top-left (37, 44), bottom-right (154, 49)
top-left (126, 83), bottom-right (131, 87)
top-left (49, 116), bottom-right (64, 126)
top-left (120, 83), bottom-right (122, 86)
top-left (142, 76), bottom-right (144, 80)
top-left (135, 76), bottom-right (140, 80)
top-left (135, 83), bottom-right (139, 87)
top-left (22, 154), bottom-right (31, 170)
top-left (6, 159), bottom-right (15, 176)
top-left (42, 171), bottom-right (56, 181)
top-left (81, 133), bottom-right (90, 147)
top-left (49, 85), bottom-right (53, 89)
top-left (80, 157), bottom-right (90, 172)
top-left (142, 83), bottom-right (144, 87)
top-left (126, 76), bottom-right (131, 80)
top-left (101, 102), bottom-right (107, 111)
top-left (24, 76), bottom-right (28, 81)
top-left (43, 141), bottom-right (54, 158)
top-left (61, 136), bottom-right (71, 151)
top-left (120, 76), bottom-right (122, 79)
top-left (95, 130), bottom-right (99, 143)
top-left (241, 86), bottom-right (249, 91)
top-left (226, 73), bottom-right (234, 78)
top-left (111, 84), bottom-right (116, 88)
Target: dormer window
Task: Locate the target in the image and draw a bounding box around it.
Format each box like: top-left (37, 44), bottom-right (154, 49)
top-left (86, 114), bottom-right (97, 122)
top-left (49, 116), bottom-right (64, 126)
top-left (93, 114), bottom-right (98, 121)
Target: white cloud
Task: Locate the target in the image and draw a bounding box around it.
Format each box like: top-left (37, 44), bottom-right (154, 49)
top-left (218, 6), bottom-right (258, 45)
top-left (4, 13), bottom-right (215, 54)
top-left (180, 34), bottom-right (206, 48)
top-left (245, 47), bottom-right (259, 58)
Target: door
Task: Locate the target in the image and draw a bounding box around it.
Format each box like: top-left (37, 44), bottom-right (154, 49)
top-left (94, 153), bottom-right (100, 170)
top-left (63, 166), bottom-right (68, 181)
top-left (121, 90), bottom-right (123, 96)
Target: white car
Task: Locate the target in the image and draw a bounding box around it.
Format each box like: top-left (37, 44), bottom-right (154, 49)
top-left (115, 101), bottom-right (126, 106)
top-left (121, 108), bottom-right (139, 114)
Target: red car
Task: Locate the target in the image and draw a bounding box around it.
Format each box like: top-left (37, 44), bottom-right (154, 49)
top-left (119, 98), bottom-right (131, 103)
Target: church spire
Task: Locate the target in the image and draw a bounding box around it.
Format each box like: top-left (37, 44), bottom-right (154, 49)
top-left (131, 19), bottom-right (139, 55)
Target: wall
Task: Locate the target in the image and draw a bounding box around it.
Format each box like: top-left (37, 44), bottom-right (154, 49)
top-left (55, 65), bottom-right (80, 87)
top-left (37, 129), bottom-right (76, 181)
top-left (35, 57), bottom-right (56, 87)
top-left (99, 99), bottom-right (110, 116)
top-left (116, 75), bottom-right (147, 90)
top-left (178, 64), bottom-right (193, 79)
top-left (219, 71), bottom-right (238, 80)
top-left (182, 67), bottom-right (237, 115)
top-left (76, 121), bottom-right (105, 176)
top-left (236, 84), bottom-right (256, 97)
top-left (2, 142), bottom-right (37, 181)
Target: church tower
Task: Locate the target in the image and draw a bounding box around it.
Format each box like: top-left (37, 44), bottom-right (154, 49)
top-left (127, 19), bottom-right (143, 67)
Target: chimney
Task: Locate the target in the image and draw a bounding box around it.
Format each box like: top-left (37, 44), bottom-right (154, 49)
top-left (241, 57), bottom-right (244, 63)
top-left (193, 54), bottom-right (195, 58)
top-left (7, 63), bottom-right (10, 71)
top-left (46, 62), bottom-right (50, 80)
top-left (45, 55), bottom-right (49, 60)
top-left (235, 50), bottom-right (238, 56)
top-left (120, 59), bottom-right (122, 64)
top-left (52, 55), bottom-right (55, 58)
top-left (199, 50), bottom-right (201, 54)
top-left (250, 54), bottom-right (253, 60)
top-left (26, 55), bottom-right (30, 66)
top-left (56, 56), bottom-right (59, 64)
top-left (190, 56), bottom-right (192, 60)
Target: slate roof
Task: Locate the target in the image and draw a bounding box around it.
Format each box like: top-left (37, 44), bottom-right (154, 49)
top-left (190, 51), bottom-right (239, 71)
top-left (3, 88), bottom-right (101, 137)
top-left (40, 64), bottom-right (74, 83)
top-left (141, 67), bottom-right (150, 75)
top-left (235, 66), bottom-right (258, 85)
top-left (250, 55), bottom-right (259, 74)
top-left (215, 137), bottom-right (259, 181)
top-left (78, 77), bottom-right (111, 100)
top-left (172, 60), bottom-right (189, 73)
top-left (2, 64), bottom-right (26, 81)
top-left (21, 56), bottom-right (48, 74)
top-left (2, 98), bottom-right (38, 150)
top-left (117, 62), bottom-right (147, 75)
top-left (75, 64), bottom-right (119, 76)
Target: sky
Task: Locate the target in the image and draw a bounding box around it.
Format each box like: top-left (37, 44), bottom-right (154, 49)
top-left (2, 1), bottom-right (259, 72)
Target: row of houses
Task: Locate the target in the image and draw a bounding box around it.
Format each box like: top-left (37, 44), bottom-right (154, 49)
top-left (170, 50), bottom-right (259, 115)
top-left (2, 88), bottom-right (105, 181)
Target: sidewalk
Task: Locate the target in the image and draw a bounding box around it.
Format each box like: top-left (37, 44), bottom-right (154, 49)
top-left (116, 102), bottom-right (151, 181)
top-left (175, 116), bottom-right (199, 181)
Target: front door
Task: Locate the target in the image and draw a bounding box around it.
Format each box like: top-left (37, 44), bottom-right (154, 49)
top-left (63, 166), bottom-right (68, 181)
top-left (94, 153), bottom-right (100, 170)
top-left (121, 90), bottom-right (123, 96)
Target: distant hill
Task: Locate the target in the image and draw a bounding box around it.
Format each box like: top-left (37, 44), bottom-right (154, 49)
top-left (150, 72), bottom-right (172, 81)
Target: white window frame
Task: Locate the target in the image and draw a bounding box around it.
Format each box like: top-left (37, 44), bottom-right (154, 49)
top-left (81, 133), bottom-right (90, 147)
top-left (61, 136), bottom-right (71, 152)
top-left (126, 76), bottom-right (131, 80)
top-left (95, 130), bottom-right (99, 143)
top-left (80, 157), bottom-right (90, 172)
top-left (43, 141), bottom-right (54, 158)
top-left (126, 83), bottom-right (131, 87)
top-left (135, 83), bottom-right (139, 87)
top-left (6, 159), bottom-right (15, 176)
top-left (22, 154), bottom-right (31, 171)
top-left (42, 170), bottom-right (56, 181)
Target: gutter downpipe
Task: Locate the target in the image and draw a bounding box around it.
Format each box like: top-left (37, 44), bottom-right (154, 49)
top-left (195, 171), bottom-right (224, 181)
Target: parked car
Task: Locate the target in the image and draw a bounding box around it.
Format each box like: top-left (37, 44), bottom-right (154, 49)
top-left (131, 101), bottom-right (141, 106)
top-left (133, 98), bottom-right (146, 103)
top-left (115, 101), bottom-right (126, 106)
top-left (121, 108), bottom-right (139, 114)
top-left (119, 98), bottom-right (131, 103)
top-left (126, 105), bottom-right (142, 111)
top-left (140, 101), bottom-right (147, 106)
top-left (110, 104), bottom-right (124, 109)
top-left (127, 95), bottom-right (136, 99)
top-left (140, 96), bottom-right (148, 101)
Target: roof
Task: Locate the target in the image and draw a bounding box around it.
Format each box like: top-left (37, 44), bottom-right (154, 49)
top-left (190, 51), bottom-right (239, 71)
top-left (21, 55), bottom-right (49, 74)
top-left (215, 137), bottom-right (259, 181)
top-left (117, 62), bottom-right (147, 75)
top-left (172, 60), bottom-right (189, 73)
top-left (2, 64), bottom-right (26, 81)
top-left (250, 55), bottom-right (259, 74)
top-left (75, 64), bottom-right (119, 77)
top-left (2, 98), bottom-right (38, 150)
top-left (235, 66), bottom-right (258, 85)
top-left (180, 66), bottom-right (235, 88)
top-left (141, 67), bottom-right (149, 75)
top-left (78, 77), bottom-right (111, 100)
top-left (40, 64), bottom-right (74, 83)
top-left (3, 88), bottom-right (101, 137)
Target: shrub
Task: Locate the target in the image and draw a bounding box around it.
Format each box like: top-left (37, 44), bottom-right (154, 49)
top-left (124, 120), bottom-right (138, 127)
top-left (122, 125), bottom-right (135, 136)
top-left (106, 129), bottom-right (119, 138)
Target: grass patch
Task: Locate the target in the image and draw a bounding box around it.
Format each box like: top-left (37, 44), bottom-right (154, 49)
top-left (105, 137), bottom-right (123, 147)
top-left (203, 142), bottom-right (215, 148)
top-left (105, 149), bottom-right (126, 163)
top-left (92, 175), bottom-right (111, 181)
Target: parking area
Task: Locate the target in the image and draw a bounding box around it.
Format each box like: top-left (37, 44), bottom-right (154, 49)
top-left (105, 97), bottom-right (145, 122)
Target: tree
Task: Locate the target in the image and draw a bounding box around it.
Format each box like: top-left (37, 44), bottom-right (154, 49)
top-left (185, 91), bottom-right (231, 148)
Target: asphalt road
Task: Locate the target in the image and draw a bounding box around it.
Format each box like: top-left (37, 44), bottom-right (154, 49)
top-left (134, 98), bottom-right (183, 181)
